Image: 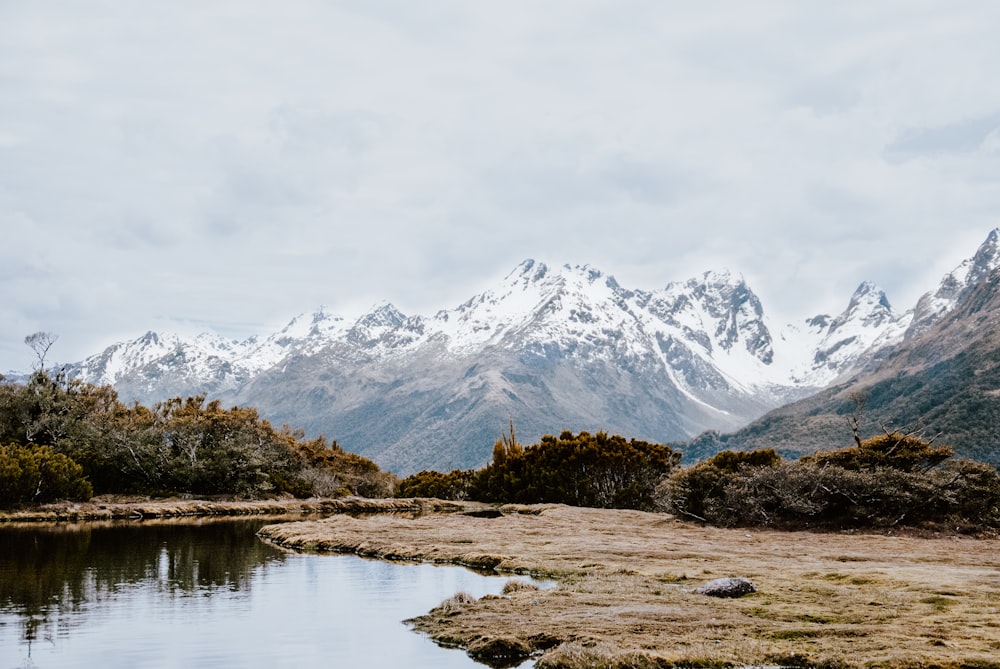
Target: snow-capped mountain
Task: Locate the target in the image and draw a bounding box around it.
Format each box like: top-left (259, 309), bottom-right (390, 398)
top-left (908, 228), bottom-right (1000, 338)
top-left (704, 231), bottom-right (1000, 464)
top-left (57, 229), bottom-right (1000, 474)
top-left (69, 307), bottom-right (350, 404)
top-left (777, 281), bottom-right (911, 386)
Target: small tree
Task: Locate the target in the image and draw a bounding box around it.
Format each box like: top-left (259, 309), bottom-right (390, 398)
top-left (24, 332), bottom-right (58, 371)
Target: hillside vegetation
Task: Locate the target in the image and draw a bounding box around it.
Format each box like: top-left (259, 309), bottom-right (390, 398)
top-left (4, 370), bottom-right (998, 532)
top-left (0, 371), bottom-right (394, 506)
top-left (399, 426), bottom-right (1000, 531)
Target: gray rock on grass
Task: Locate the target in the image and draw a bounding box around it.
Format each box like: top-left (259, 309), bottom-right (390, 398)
top-left (694, 577), bottom-right (757, 598)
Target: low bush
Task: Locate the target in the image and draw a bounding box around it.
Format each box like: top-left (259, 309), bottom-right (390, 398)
top-left (397, 430), bottom-right (681, 511)
top-left (475, 430), bottom-right (681, 511)
top-left (0, 442), bottom-right (93, 506)
top-left (660, 435), bottom-right (1000, 530)
top-left (395, 468), bottom-right (478, 500)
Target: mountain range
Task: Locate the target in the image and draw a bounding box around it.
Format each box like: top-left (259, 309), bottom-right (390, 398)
top-left (693, 229), bottom-right (1000, 466)
top-left (53, 229), bottom-right (1000, 474)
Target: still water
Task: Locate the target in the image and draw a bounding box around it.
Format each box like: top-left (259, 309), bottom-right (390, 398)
top-left (0, 518), bottom-right (533, 668)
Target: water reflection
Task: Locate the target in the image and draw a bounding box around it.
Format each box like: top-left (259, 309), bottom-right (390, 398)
top-left (0, 519), bottom-right (287, 652)
top-left (0, 518), bottom-right (531, 668)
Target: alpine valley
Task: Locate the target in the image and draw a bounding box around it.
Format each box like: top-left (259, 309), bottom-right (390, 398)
top-left (56, 230), bottom-right (1000, 474)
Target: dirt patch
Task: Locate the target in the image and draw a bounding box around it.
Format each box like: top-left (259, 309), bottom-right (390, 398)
top-left (259, 503), bottom-right (1000, 668)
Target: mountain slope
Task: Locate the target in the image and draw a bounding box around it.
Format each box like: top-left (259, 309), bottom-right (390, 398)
top-left (688, 233), bottom-right (1000, 466)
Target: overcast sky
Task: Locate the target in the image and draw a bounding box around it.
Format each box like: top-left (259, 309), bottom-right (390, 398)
top-left (3, 1), bottom-right (1000, 372)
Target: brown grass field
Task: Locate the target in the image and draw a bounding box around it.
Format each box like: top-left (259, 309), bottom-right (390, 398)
top-left (258, 503), bottom-right (1000, 669)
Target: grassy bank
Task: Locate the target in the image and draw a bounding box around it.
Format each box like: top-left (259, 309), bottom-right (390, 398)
top-left (258, 503), bottom-right (1000, 668)
top-left (0, 496), bottom-right (476, 523)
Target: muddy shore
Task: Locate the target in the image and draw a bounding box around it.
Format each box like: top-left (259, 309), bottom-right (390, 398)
top-left (258, 503), bottom-right (1000, 669)
top-left (0, 496), bottom-right (475, 523)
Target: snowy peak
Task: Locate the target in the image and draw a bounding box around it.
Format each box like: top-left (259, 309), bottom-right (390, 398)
top-left (347, 303), bottom-right (409, 347)
top-left (968, 227), bottom-right (1000, 286)
top-left (910, 227), bottom-right (1000, 337)
top-left (271, 307), bottom-right (348, 344)
top-left (66, 257), bottom-right (916, 401)
top-left (427, 260), bottom-right (634, 353)
top-left (830, 281), bottom-right (895, 331)
top-left (642, 269), bottom-right (773, 367)
top-left (778, 280), bottom-right (908, 386)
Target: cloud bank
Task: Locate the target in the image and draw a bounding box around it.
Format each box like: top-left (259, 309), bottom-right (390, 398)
top-left (2, 2), bottom-right (1000, 370)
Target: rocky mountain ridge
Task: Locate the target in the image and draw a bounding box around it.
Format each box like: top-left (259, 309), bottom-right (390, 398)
top-left (50, 229), bottom-right (1000, 473)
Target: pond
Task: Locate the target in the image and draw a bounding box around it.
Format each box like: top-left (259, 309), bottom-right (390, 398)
top-left (0, 517), bottom-right (536, 668)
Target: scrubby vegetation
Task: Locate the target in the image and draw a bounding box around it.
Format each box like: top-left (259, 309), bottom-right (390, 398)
top-left (0, 371), bottom-right (394, 505)
top-left (0, 442), bottom-right (93, 505)
top-left (398, 422), bottom-right (1000, 530)
top-left (397, 428), bottom-right (681, 511)
top-left (660, 432), bottom-right (1000, 530)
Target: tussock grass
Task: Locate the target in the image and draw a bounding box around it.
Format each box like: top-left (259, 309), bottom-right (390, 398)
top-left (437, 591), bottom-right (477, 614)
top-left (502, 579), bottom-right (540, 595)
top-left (259, 504), bottom-right (1000, 668)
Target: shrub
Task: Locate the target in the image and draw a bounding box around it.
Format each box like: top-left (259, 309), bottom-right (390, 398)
top-left (805, 432), bottom-right (954, 472)
top-left (660, 435), bottom-right (1000, 529)
top-left (0, 443), bottom-right (93, 506)
top-left (396, 468), bottom-right (478, 500)
top-left (657, 449), bottom-right (781, 522)
top-left (502, 580), bottom-right (540, 595)
top-left (475, 430), bottom-right (681, 510)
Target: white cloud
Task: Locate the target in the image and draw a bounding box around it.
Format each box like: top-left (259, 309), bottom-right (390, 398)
top-left (3, 1), bottom-right (1000, 371)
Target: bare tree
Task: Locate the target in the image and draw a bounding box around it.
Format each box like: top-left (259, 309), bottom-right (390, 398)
top-left (846, 390), bottom-right (868, 448)
top-left (25, 332), bottom-right (58, 370)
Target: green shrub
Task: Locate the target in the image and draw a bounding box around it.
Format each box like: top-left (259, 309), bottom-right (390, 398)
top-left (0, 373), bottom-right (394, 500)
top-left (805, 432), bottom-right (953, 472)
top-left (396, 468), bottom-right (478, 500)
top-left (0, 443), bottom-right (93, 506)
top-left (475, 430), bottom-right (681, 511)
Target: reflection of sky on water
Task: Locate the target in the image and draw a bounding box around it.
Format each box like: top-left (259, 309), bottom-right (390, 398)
top-left (0, 520), bottom-right (534, 668)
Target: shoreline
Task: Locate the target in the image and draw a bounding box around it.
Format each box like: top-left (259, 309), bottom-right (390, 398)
top-left (258, 503), bottom-right (1000, 669)
top-left (0, 496), bottom-right (481, 524)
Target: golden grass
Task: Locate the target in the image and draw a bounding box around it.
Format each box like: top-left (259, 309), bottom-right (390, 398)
top-left (258, 503), bottom-right (1000, 668)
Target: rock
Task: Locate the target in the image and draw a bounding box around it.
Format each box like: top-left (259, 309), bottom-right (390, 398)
top-left (694, 577), bottom-right (757, 598)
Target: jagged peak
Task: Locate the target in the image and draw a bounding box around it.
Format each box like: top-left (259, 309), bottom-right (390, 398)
top-left (907, 227), bottom-right (1000, 338)
top-left (968, 226), bottom-right (1000, 281)
top-left (310, 305), bottom-right (342, 323)
top-left (825, 281), bottom-right (895, 334)
top-left (847, 281), bottom-right (893, 311)
top-left (701, 267), bottom-right (737, 282)
top-left (355, 301), bottom-right (407, 327)
top-left (509, 258), bottom-right (550, 283)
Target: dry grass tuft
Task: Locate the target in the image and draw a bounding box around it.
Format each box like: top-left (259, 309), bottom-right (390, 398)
top-left (501, 579), bottom-right (540, 595)
top-left (436, 591), bottom-right (477, 614)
